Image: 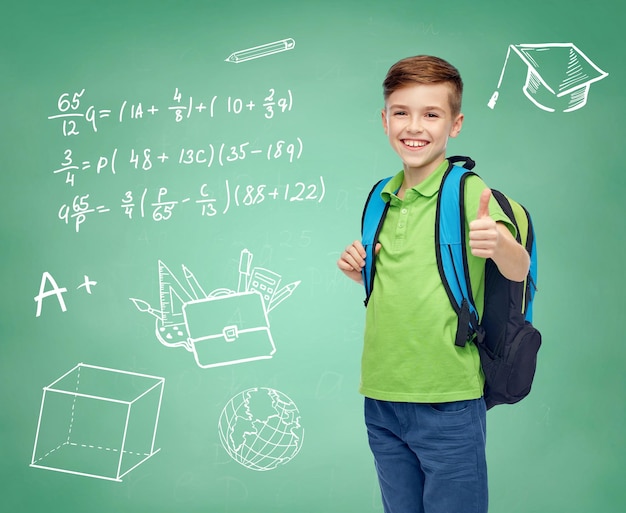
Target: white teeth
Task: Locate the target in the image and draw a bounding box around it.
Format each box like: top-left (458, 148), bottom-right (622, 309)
top-left (404, 140), bottom-right (426, 147)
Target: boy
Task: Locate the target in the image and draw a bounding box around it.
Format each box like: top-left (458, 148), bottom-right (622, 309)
top-left (336, 56), bottom-right (530, 513)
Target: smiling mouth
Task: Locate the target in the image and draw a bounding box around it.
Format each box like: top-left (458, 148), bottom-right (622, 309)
top-left (402, 139), bottom-right (427, 148)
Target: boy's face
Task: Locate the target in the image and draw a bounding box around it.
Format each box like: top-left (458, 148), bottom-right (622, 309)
top-left (382, 83), bottom-right (464, 180)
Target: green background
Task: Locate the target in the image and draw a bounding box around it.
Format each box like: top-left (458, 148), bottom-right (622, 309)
top-left (1, 0), bottom-right (623, 511)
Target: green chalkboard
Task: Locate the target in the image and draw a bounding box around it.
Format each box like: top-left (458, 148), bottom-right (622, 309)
top-left (1, 0), bottom-right (624, 512)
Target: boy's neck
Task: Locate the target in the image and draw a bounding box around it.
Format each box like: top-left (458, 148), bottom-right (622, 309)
top-left (401, 158), bottom-right (447, 190)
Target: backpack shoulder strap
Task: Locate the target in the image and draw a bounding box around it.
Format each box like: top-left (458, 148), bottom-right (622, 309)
top-left (361, 176), bottom-right (392, 305)
top-left (491, 191), bottom-right (538, 322)
top-left (491, 189), bottom-right (522, 243)
top-left (525, 207), bottom-right (538, 321)
top-left (436, 157), bottom-right (480, 347)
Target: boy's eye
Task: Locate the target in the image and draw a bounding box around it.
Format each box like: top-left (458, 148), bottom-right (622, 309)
top-left (425, 113), bottom-right (439, 118)
top-left (393, 111), bottom-right (407, 116)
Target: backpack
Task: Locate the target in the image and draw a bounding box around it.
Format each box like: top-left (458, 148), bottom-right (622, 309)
top-left (361, 156), bottom-right (541, 409)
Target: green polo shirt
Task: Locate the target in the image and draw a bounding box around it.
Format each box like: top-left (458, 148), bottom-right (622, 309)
top-left (360, 160), bottom-right (515, 403)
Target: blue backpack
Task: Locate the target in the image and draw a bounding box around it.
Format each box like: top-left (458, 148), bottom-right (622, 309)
top-left (361, 156), bottom-right (541, 409)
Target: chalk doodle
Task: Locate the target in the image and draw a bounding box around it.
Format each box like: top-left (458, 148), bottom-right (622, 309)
top-left (130, 249), bottom-right (301, 369)
top-left (224, 38), bottom-right (296, 64)
top-left (218, 387), bottom-right (303, 471)
top-left (30, 363), bottom-right (164, 482)
top-left (488, 43), bottom-right (608, 113)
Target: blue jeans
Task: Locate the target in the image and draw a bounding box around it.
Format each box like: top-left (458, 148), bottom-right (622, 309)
top-left (364, 398), bottom-right (488, 513)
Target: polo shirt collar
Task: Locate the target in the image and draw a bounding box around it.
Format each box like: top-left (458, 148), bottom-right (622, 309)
top-left (381, 159), bottom-right (450, 201)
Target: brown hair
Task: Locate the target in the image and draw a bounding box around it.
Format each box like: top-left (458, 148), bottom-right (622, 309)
top-left (383, 55), bottom-right (463, 116)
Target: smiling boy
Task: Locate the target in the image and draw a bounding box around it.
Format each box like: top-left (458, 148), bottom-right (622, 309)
top-left (337, 56), bottom-right (530, 513)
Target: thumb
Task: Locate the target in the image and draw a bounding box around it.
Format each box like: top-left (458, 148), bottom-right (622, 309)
top-left (375, 243), bottom-right (382, 255)
top-left (477, 188), bottom-right (492, 219)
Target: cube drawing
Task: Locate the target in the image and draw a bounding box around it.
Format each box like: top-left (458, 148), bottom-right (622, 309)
top-left (30, 363), bottom-right (164, 481)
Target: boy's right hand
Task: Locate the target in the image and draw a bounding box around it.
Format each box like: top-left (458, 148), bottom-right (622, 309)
top-left (337, 241), bottom-right (381, 284)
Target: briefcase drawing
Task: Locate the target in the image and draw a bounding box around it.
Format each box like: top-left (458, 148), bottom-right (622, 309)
top-left (182, 291), bottom-right (276, 369)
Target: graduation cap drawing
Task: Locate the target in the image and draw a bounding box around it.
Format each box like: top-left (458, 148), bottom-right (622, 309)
top-left (488, 43), bottom-right (608, 113)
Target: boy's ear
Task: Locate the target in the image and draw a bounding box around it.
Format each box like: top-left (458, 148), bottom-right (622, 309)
top-left (449, 113), bottom-right (464, 138)
top-left (381, 109), bottom-right (389, 135)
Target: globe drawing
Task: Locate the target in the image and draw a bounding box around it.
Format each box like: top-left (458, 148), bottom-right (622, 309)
top-left (218, 387), bottom-right (304, 471)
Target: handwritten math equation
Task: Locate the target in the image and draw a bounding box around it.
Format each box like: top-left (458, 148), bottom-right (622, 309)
top-left (53, 138), bottom-right (304, 187)
top-left (44, 83), bottom-right (325, 233)
top-left (58, 177), bottom-right (326, 232)
top-left (47, 87), bottom-right (294, 136)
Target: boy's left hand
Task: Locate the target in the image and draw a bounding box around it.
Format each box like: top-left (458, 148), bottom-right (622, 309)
top-left (469, 188), bottom-right (499, 259)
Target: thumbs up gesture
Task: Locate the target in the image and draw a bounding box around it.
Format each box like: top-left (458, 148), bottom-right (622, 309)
top-left (469, 188), bottom-right (499, 259)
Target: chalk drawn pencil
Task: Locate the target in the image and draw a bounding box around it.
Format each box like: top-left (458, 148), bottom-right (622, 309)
top-left (225, 38), bottom-right (295, 64)
top-left (238, 248), bottom-right (252, 292)
top-left (268, 280), bottom-right (300, 312)
top-left (182, 265), bottom-right (207, 299)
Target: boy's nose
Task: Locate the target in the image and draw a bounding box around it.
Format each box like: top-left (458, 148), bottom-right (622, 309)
top-left (406, 117), bottom-right (424, 133)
